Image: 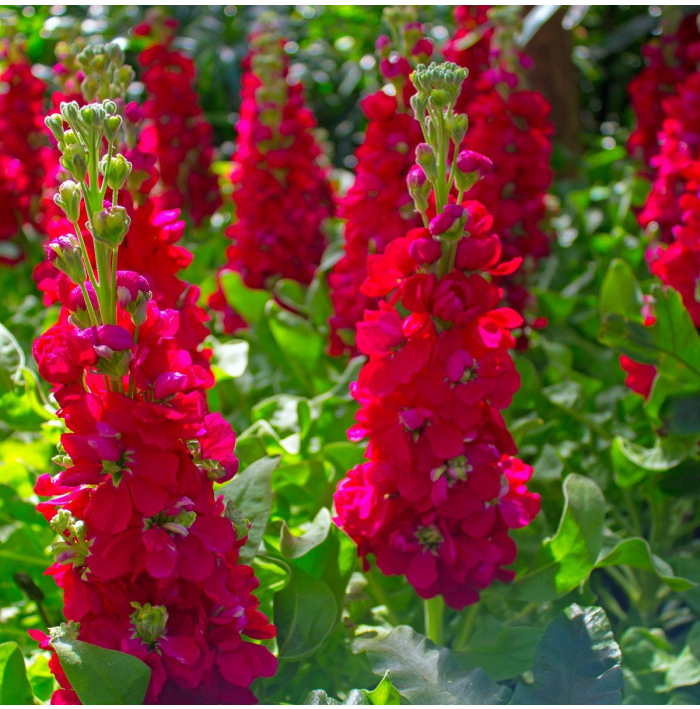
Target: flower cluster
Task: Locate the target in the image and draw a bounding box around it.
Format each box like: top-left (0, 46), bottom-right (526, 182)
top-left (444, 7), bottom-right (553, 331)
top-left (0, 42), bottom-right (52, 263)
top-left (627, 14), bottom-right (700, 166)
top-left (334, 63), bottom-right (540, 609)
top-left (210, 20), bottom-right (334, 332)
top-left (32, 48), bottom-right (275, 704)
top-left (328, 10), bottom-right (430, 356)
top-left (133, 13), bottom-right (222, 226)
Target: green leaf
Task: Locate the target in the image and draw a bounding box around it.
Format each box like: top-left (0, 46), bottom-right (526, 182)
top-left (511, 604), bottom-right (623, 704)
top-left (219, 456), bottom-right (280, 565)
top-left (659, 394), bottom-right (700, 436)
top-left (220, 271), bottom-right (270, 325)
top-left (596, 537), bottom-right (694, 592)
top-left (518, 5), bottom-right (560, 47)
top-left (274, 567), bottom-right (338, 661)
top-left (0, 323), bottom-right (25, 389)
top-left (353, 625), bottom-right (511, 705)
top-left (666, 623), bottom-right (700, 690)
top-left (268, 302), bottom-right (325, 366)
top-left (304, 689), bottom-right (368, 705)
top-left (365, 671), bottom-right (401, 705)
top-left (516, 474), bottom-right (605, 601)
top-left (611, 435), bottom-right (696, 488)
top-left (455, 618), bottom-right (543, 682)
top-left (620, 627), bottom-right (673, 703)
top-left (0, 642), bottom-right (34, 704)
top-left (52, 636), bottom-right (150, 704)
top-left (599, 258), bottom-right (643, 322)
top-left (211, 339), bottom-right (249, 378)
top-left (280, 508), bottom-right (332, 560)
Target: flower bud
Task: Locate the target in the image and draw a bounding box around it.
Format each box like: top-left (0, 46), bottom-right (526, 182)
top-left (60, 144), bottom-right (88, 180)
top-left (80, 103), bottom-right (105, 129)
top-left (415, 142), bottom-right (437, 181)
top-left (130, 602), bottom-right (167, 649)
top-left (375, 35), bottom-right (391, 58)
top-left (429, 204), bottom-right (467, 240)
top-left (407, 165), bottom-right (429, 213)
top-left (409, 92), bottom-right (427, 122)
top-left (99, 154), bottom-right (132, 190)
top-left (60, 100), bottom-right (81, 126)
top-left (455, 150), bottom-right (493, 192)
top-left (429, 88), bottom-right (449, 110)
top-left (54, 180), bottom-right (82, 222)
top-left (447, 114), bottom-right (469, 146)
top-left (104, 115), bottom-right (122, 142)
top-left (45, 114), bottom-right (65, 143)
top-left (102, 99), bottom-right (118, 116)
top-left (91, 206), bottom-right (130, 248)
top-left (46, 235), bottom-right (84, 284)
top-left (68, 284), bottom-right (99, 328)
top-left (106, 43), bottom-right (124, 67)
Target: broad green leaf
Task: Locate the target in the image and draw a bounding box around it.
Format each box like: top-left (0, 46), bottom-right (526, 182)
top-left (268, 302), bottom-right (325, 366)
top-left (666, 623), bottom-right (700, 690)
top-left (511, 604), bottom-right (622, 704)
top-left (455, 617), bottom-right (543, 682)
top-left (659, 394), bottom-right (700, 436)
top-left (275, 279), bottom-right (309, 315)
top-left (211, 339), bottom-right (249, 378)
top-left (533, 444), bottom-right (564, 483)
top-left (274, 567), bottom-right (338, 661)
top-left (0, 642), bottom-right (34, 704)
top-left (596, 537), bottom-right (694, 592)
top-left (52, 635), bottom-right (150, 704)
top-left (611, 435), bottom-right (696, 488)
top-left (0, 323), bottom-right (25, 390)
top-left (599, 258), bottom-right (643, 322)
top-left (620, 627), bottom-right (673, 704)
top-left (516, 474), bottom-right (605, 601)
top-left (220, 271), bottom-right (270, 325)
top-left (280, 508), bottom-right (332, 560)
top-left (219, 456), bottom-right (280, 565)
top-left (365, 671), bottom-right (400, 705)
top-left (353, 625), bottom-right (511, 705)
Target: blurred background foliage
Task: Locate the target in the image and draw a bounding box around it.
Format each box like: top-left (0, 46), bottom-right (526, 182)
top-left (1, 4), bottom-right (698, 167)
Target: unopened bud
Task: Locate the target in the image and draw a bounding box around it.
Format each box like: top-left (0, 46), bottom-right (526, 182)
top-left (45, 114), bottom-right (65, 143)
top-left (429, 88), bottom-right (448, 110)
top-left (415, 142), bottom-right (437, 181)
top-left (60, 145), bottom-right (88, 180)
top-left (429, 204), bottom-right (467, 241)
top-left (46, 235), bottom-right (84, 284)
top-left (130, 602), bottom-right (168, 649)
top-left (455, 149), bottom-right (493, 192)
top-left (60, 100), bottom-right (81, 126)
top-left (447, 114), bottom-right (469, 146)
top-left (91, 206), bottom-right (130, 248)
top-left (99, 154), bottom-right (132, 190)
top-left (104, 115), bottom-right (122, 142)
top-left (54, 180), bottom-right (82, 222)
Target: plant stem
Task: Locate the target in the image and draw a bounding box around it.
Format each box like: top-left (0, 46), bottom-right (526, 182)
top-left (424, 595), bottom-right (444, 646)
top-left (453, 602), bottom-right (479, 651)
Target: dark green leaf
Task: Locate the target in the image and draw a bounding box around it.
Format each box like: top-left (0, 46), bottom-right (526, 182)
top-left (511, 604), bottom-right (622, 704)
top-left (219, 456), bottom-right (280, 565)
top-left (274, 567), bottom-right (338, 661)
top-left (611, 435), bottom-right (696, 488)
top-left (659, 394), bottom-right (700, 436)
top-left (0, 642), bottom-right (34, 704)
top-left (596, 537), bottom-right (694, 592)
top-left (666, 623), bottom-right (700, 690)
top-left (620, 627), bottom-right (673, 704)
top-left (353, 625), bottom-right (511, 705)
top-left (268, 302), bottom-right (325, 366)
top-left (52, 636), bottom-right (150, 704)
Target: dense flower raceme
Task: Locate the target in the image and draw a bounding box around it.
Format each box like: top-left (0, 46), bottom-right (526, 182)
top-left (328, 19), bottom-right (431, 355)
top-left (444, 8), bottom-right (554, 329)
top-left (628, 14), bottom-right (700, 167)
top-left (0, 45), bottom-right (53, 262)
top-left (334, 209), bottom-right (540, 609)
top-left (133, 16), bottom-right (222, 226)
top-left (210, 24), bottom-right (334, 332)
top-left (32, 73), bottom-right (275, 703)
top-left (32, 288), bottom-right (276, 703)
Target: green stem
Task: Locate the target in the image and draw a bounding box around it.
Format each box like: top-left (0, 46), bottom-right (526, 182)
top-left (79, 282), bottom-right (99, 327)
top-left (94, 244), bottom-right (113, 325)
top-left (424, 596), bottom-right (444, 646)
top-left (71, 219), bottom-right (99, 303)
top-left (453, 602), bottom-right (479, 651)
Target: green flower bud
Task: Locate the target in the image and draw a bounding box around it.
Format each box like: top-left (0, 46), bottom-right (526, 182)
top-left (91, 205), bottom-right (131, 248)
top-left (54, 180), bottom-right (82, 222)
top-left (61, 129), bottom-right (79, 147)
top-left (102, 99), bottom-right (118, 116)
top-left (47, 234), bottom-right (85, 284)
top-left (92, 53), bottom-right (107, 74)
top-left (117, 65), bottom-right (135, 89)
top-left (45, 114), bottom-right (65, 143)
top-left (50, 511), bottom-right (89, 567)
top-left (130, 602), bottom-right (168, 649)
top-left (446, 113), bottom-right (469, 146)
top-left (80, 103), bottom-right (105, 130)
top-left (60, 144), bottom-right (88, 180)
top-left (429, 89), bottom-right (449, 110)
top-left (104, 115), bottom-right (122, 142)
top-left (99, 154), bottom-right (132, 190)
top-left (106, 42), bottom-right (124, 67)
top-left (415, 142), bottom-right (438, 181)
top-left (81, 75), bottom-right (99, 101)
top-left (60, 100), bottom-right (81, 126)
